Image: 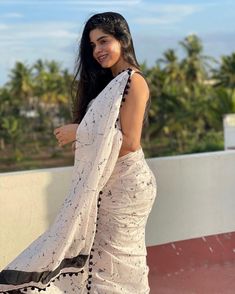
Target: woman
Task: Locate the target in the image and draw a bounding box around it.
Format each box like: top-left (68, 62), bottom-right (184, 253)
top-left (0, 12), bottom-right (157, 294)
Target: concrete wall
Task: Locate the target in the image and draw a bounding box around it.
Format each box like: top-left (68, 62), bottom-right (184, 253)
top-left (1, 150), bottom-right (235, 269)
top-left (146, 150), bottom-right (235, 246)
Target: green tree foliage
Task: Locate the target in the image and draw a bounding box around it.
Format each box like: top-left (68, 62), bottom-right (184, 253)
top-left (0, 59), bottom-right (73, 167)
top-left (142, 34), bottom-right (233, 156)
top-left (0, 36), bottom-right (234, 171)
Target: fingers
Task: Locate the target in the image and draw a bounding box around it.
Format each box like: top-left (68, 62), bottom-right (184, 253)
top-left (56, 133), bottom-right (63, 140)
top-left (59, 138), bottom-right (72, 147)
top-left (53, 127), bottom-right (61, 135)
top-left (59, 139), bottom-right (67, 147)
top-left (54, 126), bottom-right (74, 147)
top-left (56, 136), bottom-right (75, 148)
top-left (54, 126), bottom-right (67, 139)
top-left (54, 127), bottom-right (63, 146)
top-left (55, 134), bottom-right (63, 145)
top-left (54, 132), bottom-right (64, 146)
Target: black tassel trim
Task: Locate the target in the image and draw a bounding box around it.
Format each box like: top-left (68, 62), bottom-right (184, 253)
top-left (114, 68), bottom-right (133, 130)
top-left (121, 68), bottom-right (132, 104)
top-left (84, 190), bottom-right (103, 293)
top-left (116, 67), bottom-right (132, 76)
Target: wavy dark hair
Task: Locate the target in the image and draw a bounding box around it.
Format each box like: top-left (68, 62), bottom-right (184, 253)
top-left (71, 12), bottom-right (150, 126)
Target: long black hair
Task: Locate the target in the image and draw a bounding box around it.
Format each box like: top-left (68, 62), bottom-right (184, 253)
top-left (71, 12), bottom-right (150, 126)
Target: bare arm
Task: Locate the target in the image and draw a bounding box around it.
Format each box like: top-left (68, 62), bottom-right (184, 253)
top-left (118, 72), bottom-right (149, 155)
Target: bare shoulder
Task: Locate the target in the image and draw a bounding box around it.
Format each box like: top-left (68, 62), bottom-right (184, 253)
top-left (127, 71), bottom-right (149, 103)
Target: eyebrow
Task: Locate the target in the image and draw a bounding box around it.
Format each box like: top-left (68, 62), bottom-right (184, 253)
top-left (90, 35), bottom-right (108, 44)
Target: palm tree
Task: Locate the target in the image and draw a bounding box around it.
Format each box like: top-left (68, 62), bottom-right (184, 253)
top-left (179, 34), bottom-right (215, 85)
top-left (144, 36), bottom-right (220, 156)
top-left (33, 59), bottom-right (47, 96)
top-left (7, 61), bottom-right (33, 109)
top-left (157, 49), bottom-right (184, 86)
top-left (213, 52), bottom-right (235, 98)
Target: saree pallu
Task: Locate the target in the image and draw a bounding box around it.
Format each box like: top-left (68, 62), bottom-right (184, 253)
top-left (0, 69), bottom-right (157, 293)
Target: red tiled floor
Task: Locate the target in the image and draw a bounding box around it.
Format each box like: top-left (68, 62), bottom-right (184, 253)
top-left (147, 232), bottom-right (235, 294)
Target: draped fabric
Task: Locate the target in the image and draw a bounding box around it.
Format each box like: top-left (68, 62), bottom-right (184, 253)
top-left (85, 147), bottom-right (157, 293)
top-left (0, 69), bottom-right (133, 293)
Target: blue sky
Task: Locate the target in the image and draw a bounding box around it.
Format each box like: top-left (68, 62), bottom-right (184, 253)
top-left (0, 0), bottom-right (234, 86)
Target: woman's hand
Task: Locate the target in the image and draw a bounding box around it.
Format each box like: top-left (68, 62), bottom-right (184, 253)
top-left (54, 124), bottom-right (79, 147)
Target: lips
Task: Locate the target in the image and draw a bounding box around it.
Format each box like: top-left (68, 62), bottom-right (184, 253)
top-left (97, 54), bottom-right (108, 63)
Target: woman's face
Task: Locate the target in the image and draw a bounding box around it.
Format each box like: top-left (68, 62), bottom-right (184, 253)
top-left (89, 28), bottom-right (123, 68)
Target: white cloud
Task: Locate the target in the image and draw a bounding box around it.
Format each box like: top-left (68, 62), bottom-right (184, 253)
top-left (146, 4), bottom-right (200, 14)
top-left (0, 20), bottom-right (80, 85)
top-left (0, 0), bottom-right (141, 4)
top-left (0, 23), bottom-right (9, 29)
top-left (0, 21), bottom-right (78, 43)
top-left (133, 4), bottom-right (203, 25)
top-left (7, 28), bottom-right (77, 40)
top-left (1, 12), bottom-right (24, 18)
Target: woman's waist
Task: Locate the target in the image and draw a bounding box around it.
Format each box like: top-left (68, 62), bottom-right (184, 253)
top-left (113, 147), bottom-right (153, 176)
top-left (116, 146), bottom-right (144, 164)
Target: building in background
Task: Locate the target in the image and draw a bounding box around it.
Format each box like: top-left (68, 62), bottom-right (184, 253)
top-left (223, 114), bottom-right (235, 150)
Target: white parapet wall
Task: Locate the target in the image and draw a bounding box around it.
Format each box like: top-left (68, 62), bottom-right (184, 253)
top-left (0, 150), bottom-right (235, 269)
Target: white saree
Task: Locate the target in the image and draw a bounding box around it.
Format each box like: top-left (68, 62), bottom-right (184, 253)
top-left (0, 69), bottom-right (157, 294)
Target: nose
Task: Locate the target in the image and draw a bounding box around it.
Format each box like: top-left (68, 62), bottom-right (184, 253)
top-left (93, 44), bottom-right (102, 57)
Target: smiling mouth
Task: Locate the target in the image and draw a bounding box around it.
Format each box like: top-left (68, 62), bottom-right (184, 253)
top-left (97, 54), bottom-right (108, 63)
